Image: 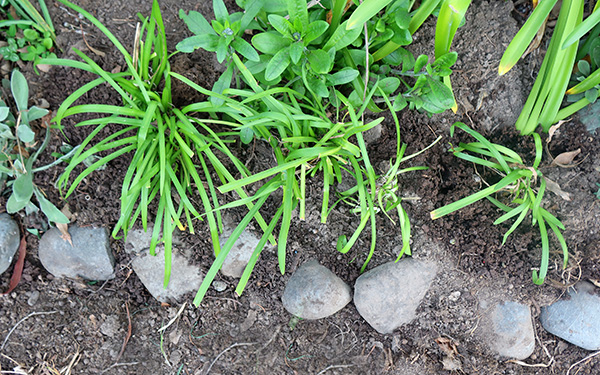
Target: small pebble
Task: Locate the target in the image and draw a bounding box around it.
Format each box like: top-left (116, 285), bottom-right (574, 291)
top-left (449, 291), bottom-right (461, 302)
top-left (213, 280), bottom-right (227, 292)
top-left (27, 290), bottom-right (40, 306)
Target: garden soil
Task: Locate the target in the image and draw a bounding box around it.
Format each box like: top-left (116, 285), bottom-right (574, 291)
top-left (1, 0), bottom-right (600, 374)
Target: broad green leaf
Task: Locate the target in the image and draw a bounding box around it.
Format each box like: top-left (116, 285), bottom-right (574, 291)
top-left (13, 173), bottom-right (34, 202)
top-left (289, 42), bottom-right (304, 64)
top-left (268, 14), bottom-right (293, 37)
top-left (216, 36), bottom-right (228, 63)
top-left (11, 70), bottom-right (28, 113)
top-left (240, 126), bottom-right (254, 144)
top-left (307, 49), bottom-right (331, 74)
top-left (377, 77), bottom-right (400, 94)
top-left (324, 20), bottom-right (362, 51)
top-left (391, 26), bottom-right (412, 46)
top-left (213, 0), bottom-right (229, 21)
top-left (17, 124), bottom-right (35, 143)
top-left (346, 0), bottom-right (393, 30)
top-left (265, 47), bottom-right (290, 81)
top-left (287, 0), bottom-right (309, 30)
top-left (414, 54), bottom-right (429, 73)
top-left (395, 8), bottom-right (411, 29)
top-left (252, 32), bottom-right (290, 54)
top-left (35, 188), bottom-right (69, 224)
top-left (231, 38), bottom-right (259, 61)
top-left (304, 20), bottom-right (329, 44)
top-left (176, 34), bottom-right (220, 53)
top-left (327, 68), bottom-right (359, 85)
top-left (179, 9), bottom-right (215, 35)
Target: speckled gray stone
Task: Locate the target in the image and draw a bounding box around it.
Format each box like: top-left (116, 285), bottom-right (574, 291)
top-left (541, 282), bottom-right (600, 350)
top-left (483, 301), bottom-right (535, 359)
top-left (38, 226), bottom-right (115, 280)
top-left (354, 258), bottom-right (438, 334)
top-left (125, 227), bottom-right (203, 303)
top-left (0, 214), bottom-right (20, 275)
top-left (219, 226), bottom-right (261, 278)
top-left (282, 260), bottom-right (351, 319)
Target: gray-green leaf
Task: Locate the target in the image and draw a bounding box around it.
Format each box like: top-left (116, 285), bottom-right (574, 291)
top-left (35, 188), bottom-right (69, 224)
top-left (17, 124), bottom-right (35, 143)
top-left (13, 173), bottom-right (33, 202)
top-left (11, 70), bottom-right (28, 113)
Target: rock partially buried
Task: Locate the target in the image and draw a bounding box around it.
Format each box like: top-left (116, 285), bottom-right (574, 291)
top-left (540, 281), bottom-right (600, 350)
top-left (38, 226), bottom-right (115, 280)
top-left (219, 226), bottom-right (261, 278)
top-left (481, 301), bottom-right (535, 360)
top-left (125, 227), bottom-right (203, 303)
top-left (282, 259), bottom-right (351, 319)
top-left (0, 214), bottom-right (20, 275)
top-left (354, 258), bottom-right (437, 334)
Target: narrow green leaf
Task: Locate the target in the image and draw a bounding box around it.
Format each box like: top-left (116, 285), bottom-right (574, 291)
top-left (346, 0), bottom-right (393, 30)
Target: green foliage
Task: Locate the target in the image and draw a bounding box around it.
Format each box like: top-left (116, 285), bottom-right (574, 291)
top-left (0, 0), bottom-right (56, 64)
top-left (177, 0), bottom-right (458, 115)
top-left (430, 123), bottom-right (568, 285)
top-left (40, 0), bottom-right (277, 291)
top-left (0, 69), bottom-right (70, 224)
top-left (500, 0), bottom-right (600, 134)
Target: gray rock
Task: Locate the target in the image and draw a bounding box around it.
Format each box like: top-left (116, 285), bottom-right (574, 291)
top-left (354, 258), bottom-right (438, 334)
top-left (282, 260), bottom-right (351, 320)
top-left (219, 225), bottom-right (261, 278)
top-left (0, 214), bottom-right (20, 275)
top-left (540, 282), bottom-right (600, 350)
top-left (130, 247), bottom-right (204, 303)
top-left (482, 301), bottom-right (535, 360)
top-left (125, 227), bottom-right (203, 303)
top-left (38, 226), bottom-right (115, 280)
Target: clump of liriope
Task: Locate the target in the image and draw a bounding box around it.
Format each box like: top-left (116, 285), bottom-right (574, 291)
top-left (431, 122), bottom-right (568, 285)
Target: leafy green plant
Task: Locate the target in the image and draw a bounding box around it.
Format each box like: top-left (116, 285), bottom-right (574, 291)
top-left (39, 0), bottom-right (277, 291)
top-left (430, 122), bottom-right (568, 285)
top-left (499, 0), bottom-right (600, 134)
top-left (178, 0), bottom-right (458, 115)
top-left (0, 0), bottom-right (56, 64)
top-left (0, 69), bottom-right (71, 223)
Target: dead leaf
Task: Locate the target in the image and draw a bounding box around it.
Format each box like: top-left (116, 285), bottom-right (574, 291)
top-left (36, 64), bottom-right (51, 73)
top-left (56, 222), bottom-right (73, 246)
top-left (61, 204), bottom-right (74, 221)
top-left (435, 337), bottom-right (459, 356)
top-left (111, 65), bottom-right (122, 74)
top-left (547, 120), bottom-right (569, 144)
top-left (2, 236), bottom-right (26, 295)
top-left (523, 15), bottom-right (547, 59)
top-left (435, 337), bottom-right (462, 371)
top-left (544, 177), bottom-right (572, 201)
top-left (552, 148), bottom-right (581, 167)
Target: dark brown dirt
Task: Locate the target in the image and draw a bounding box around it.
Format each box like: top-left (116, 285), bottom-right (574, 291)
top-left (1, 1), bottom-right (600, 374)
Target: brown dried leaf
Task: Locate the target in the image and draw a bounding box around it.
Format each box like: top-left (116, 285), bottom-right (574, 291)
top-left (523, 16), bottom-right (547, 59)
top-left (56, 222), bottom-right (73, 247)
top-left (435, 337), bottom-right (459, 356)
top-left (552, 148), bottom-right (581, 167)
top-left (544, 177), bottom-right (572, 201)
top-left (547, 120), bottom-right (569, 144)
